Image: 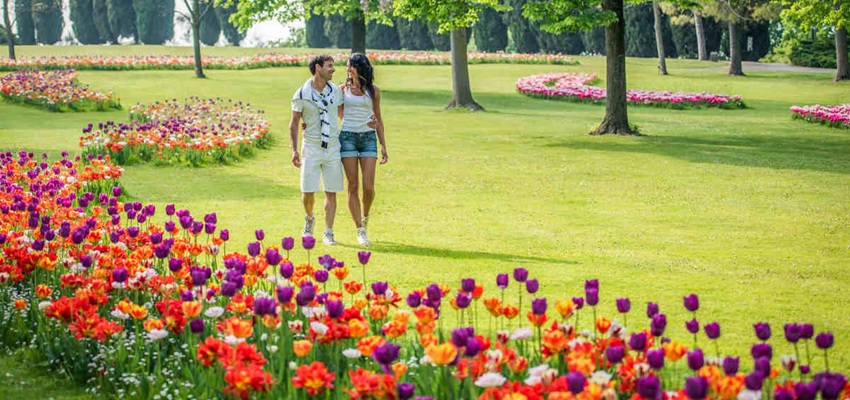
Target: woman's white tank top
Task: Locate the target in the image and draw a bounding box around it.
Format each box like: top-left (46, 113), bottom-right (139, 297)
top-left (341, 88), bottom-right (373, 133)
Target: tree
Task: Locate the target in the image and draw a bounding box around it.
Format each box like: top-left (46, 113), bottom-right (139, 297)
top-left (366, 19), bottom-right (400, 49)
top-left (215, 3), bottom-right (244, 45)
top-left (506, 0), bottom-right (538, 53)
top-left (134, 0), bottom-right (174, 44)
top-left (176, 0), bottom-right (212, 77)
top-left (3, 0), bottom-right (15, 58)
top-left (70, 0), bottom-right (103, 44)
top-left (324, 13), bottom-right (351, 48)
top-left (15, 0), bottom-right (35, 44)
top-left (703, 0), bottom-right (777, 76)
top-left (394, 0), bottom-right (503, 110)
top-left (92, 0), bottom-right (116, 43)
top-left (305, 11), bottom-right (330, 47)
top-left (625, 3), bottom-right (657, 57)
top-left (535, 26), bottom-right (585, 54)
top-left (525, 0), bottom-right (634, 135)
top-left (780, 0), bottom-right (850, 81)
top-left (200, 4), bottom-right (220, 45)
top-left (473, 6), bottom-right (507, 52)
top-left (107, 0), bottom-right (137, 42)
top-left (428, 22), bottom-right (451, 50)
top-left (395, 16), bottom-right (432, 49)
top-left (32, 0), bottom-right (62, 44)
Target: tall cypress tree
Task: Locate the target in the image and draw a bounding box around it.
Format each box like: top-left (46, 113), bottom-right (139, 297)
top-left (366, 20), bottom-right (400, 50)
top-left (215, 3), bottom-right (244, 45)
top-left (70, 0), bottom-right (103, 43)
top-left (108, 0), bottom-right (136, 42)
top-left (535, 25), bottom-right (584, 54)
top-left (15, 0), bottom-right (36, 44)
top-left (625, 3), bottom-right (656, 57)
top-left (199, 6), bottom-right (219, 45)
top-left (92, 0), bottom-right (116, 42)
top-left (473, 7), bottom-right (507, 52)
top-left (505, 0), bottom-right (538, 53)
top-left (582, 26), bottom-right (606, 55)
top-left (305, 12), bottom-right (331, 48)
top-left (395, 16), bottom-right (432, 50)
top-left (323, 14), bottom-right (351, 49)
top-left (428, 23), bottom-right (450, 51)
top-left (133, 0), bottom-right (173, 44)
top-left (32, 0), bottom-right (63, 44)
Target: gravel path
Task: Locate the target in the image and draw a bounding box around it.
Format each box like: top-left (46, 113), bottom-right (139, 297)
top-left (705, 61), bottom-right (835, 73)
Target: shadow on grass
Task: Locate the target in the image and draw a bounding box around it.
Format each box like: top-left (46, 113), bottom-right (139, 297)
top-left (357, 241), bottom-right (577, 265)
top-left (545, 132), bottom-right (850, 175)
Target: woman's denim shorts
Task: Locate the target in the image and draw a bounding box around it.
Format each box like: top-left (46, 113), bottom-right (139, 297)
top-left (339, 130), bottom-right (378, 158)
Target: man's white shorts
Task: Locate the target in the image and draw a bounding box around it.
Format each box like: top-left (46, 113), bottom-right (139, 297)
top-left (301, 140), bottom-right (344, 193)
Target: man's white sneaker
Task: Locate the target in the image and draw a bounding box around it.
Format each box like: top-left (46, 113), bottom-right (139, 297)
top-left (356, 227), bottom-right (370, 247)
top-left (322, 230), bottom-right (337, 246)
top-left (302, 215), bottom-right (316, 237)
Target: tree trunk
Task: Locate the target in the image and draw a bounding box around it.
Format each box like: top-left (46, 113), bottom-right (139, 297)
top-left (592, 0), bottom-right (633, 135)
top-left (447, 28), bottom-right (483, 111)
top-left (693, 9), bottom-right (707, 61)
top-left (835, 27), bottom-right (849, 82)
top-left (2, 0), bottom-right (14, 60)
top-left (652, 1), bottom-right (667, 75)
top-left (191, 0), bottom-right (205, 79)
top-left (728, 21), bottom-right (744, 76)
top-left (351, 14), bottom-right (366, 54)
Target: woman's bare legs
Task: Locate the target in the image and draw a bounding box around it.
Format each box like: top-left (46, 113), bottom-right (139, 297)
top-left (342, 157), bottom-right (363, 228)
top-left (360, 157), bottom-right (377, 222)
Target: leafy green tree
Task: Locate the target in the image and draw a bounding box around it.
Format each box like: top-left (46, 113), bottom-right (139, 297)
top-left (134, 0), bottom-right (174, 44)
top-left (780, 0), bottom-right (849, 81)
top-left (70, 0), bottom-right (103, 44)
top-left (525, 0), bottom-right (634, 134)
top-left (366, 19), bottom-right (400, 49)
top-left (626, 3), bottom-right (657, 57)
top-left (32, 0), bottom-right (62, 43)
top-left (15, 0), bottom-right (35, 44)
top-left (582, 26), bottom-right (606, 54)
top-left (428, 22), bottom-right (451, 50)
top-left (505, 0), bottom-right (538, 52)
top-left (200, 4), bottom-right (220, 45)
top-left (535, 22), bottom-right (585, 54)
top-left (473, 6), bottom-right (507, 52)
top-left (394, 0), bottom-right (503, 110)
top-left (107, 0), bottom-right (137, 42)
top-left (305, 11), bottom-right (331, 47)
top-left (395, 16), bottom-right (432, 49)
top-left (92, 0), bottom-right (116, 42)
top-left (702, 0), bottom-right (777, 75)
top-left (3, 0), bottom-right (16, 58)
top-left (176, 0), bottom-right (212, 77)
top-left (324, 13), bottom-right (351, 48)
top-left (215, 3), bottom-right (244, 45)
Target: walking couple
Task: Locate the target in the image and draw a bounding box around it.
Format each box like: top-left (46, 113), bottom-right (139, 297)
top-left (289, 53), bottom-right (388, 247)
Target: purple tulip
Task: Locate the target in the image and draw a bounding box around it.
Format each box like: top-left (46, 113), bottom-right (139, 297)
top-left (326, 299), bottom-right (344, 319)
top-left (815, 332), bottom-right (834, 349)
top-left (464, 338), bottom-right (481, 357)
top-left (112, 267), bottom-right (128, 283)
top-left (406, 292), bottom-right (421, 308)
top-left (751, 343), bottom-right (773, 360)
top-left (296, 286), bottom-right (316, 306)
top-left (461, 278), bottom-right (475, 293)
top-left (512, 267), bottom-right (528, 283)
top-left (531, 298), bottom-right (547, 315)
top-left (426, 284), bottom-right (442, 301)
top-left (253, 297), bottom-right (276, 316)
top-left (723, 357), bottom-right (739, 375)
top-left (629, 332), bottom-right (648, 352)
top-left (302, 236), bottom-right (316, 250)
top-left (372, 281), bottom-right (388, 296)
top-left (794, 382), bottom-right (817, 400)
top-left (572, 297), bottom-right (584, 310)
top-left (373, 342), bottom-right (400, 367)
top-left (687, 348), bottom-right (705, 371)
top-left (754, 357), bottom-right (771, 376)
top-left (276, 286), bottom-right (294, 304)
top-left (584, 279), bottom-right (599, 291)
top-left (646, 348), bottom-right (665, 370)
top-left (685, 376), bottom-right (708, 400)
top-left (456, 293), bottom-right (472, 309)
top-left (496, 273), bottom-right (509, 289)
top-left (683, 293), bottom-right (699, 312)
top-left (165, 204), bottom-right (175, 216)
top-left (704, 322), bottom-right (721, 339)
top-left (255, 229), bottom-right (265, 241)
top-left (800, 324), bottom-right (814, 340)
top-left (358, 251), bottom-right (371, 265)
top-left (650, 314), bottom-right (667, 337)
top-left (281, 237), bottom-right (294, 251)
top-left (800, 365), bottom-right (810, 375)
top-left (127, 226), bottom-right (140, 238)
top-left (190, 319), bottom-right (205, 334)
top-left (686, 318), bottom-right (700, 334)
top-left (754, 322), bottom-right (771, 341)
top-left (164, 221), bottom-right (176, 233)
top-left (525, 279), bottom-right (539, 294)
top-left (451, 327), bottom-right (471, 347)
top-left (774, 388), bottom-right (794, 400)
top-left (190, 267), bottom-right (209, 286)
top-left (220, 281), bottom-right (238, 297)
top-left (204, 213), bottom-right (217, 224)
top-left (111, 186), bottom-right (122, 197)
top-left (219, 229), bottom-right (229, 241)
top-left (247, 241), bottom-right (261, 257)
top-left (646, 302), bottom-right (659, 318)
top-left (817, 373), bottom-right (847, 400)
top-left (785, 323), bottom-right (803, 343)
top-left (616, 298), bottom-right (631, 313)
top-left (566, 372), bottom-right (586, 395)
top-left (180, 290), bottom-right (194, 301)
top-left (314, 269), bottom-right (329, 283)
top-left (280, 262), bottom-right (294, 279)
top-left (397, 382), bottom-right (415, 400)
top-left (745, 372), bottom-right (765, 391)
top-left (265, 248), bottom-right (282, 266)
top-left (585, 288), bottom-right (598, 306)
top-left (168, 257), bottom-right (183, 272)
top-left (636, 376), bottom-right (661, 400)
top-left (204, 223), bottom-right (216, 235)
top-left (606, 345), bottom-right (624, 364)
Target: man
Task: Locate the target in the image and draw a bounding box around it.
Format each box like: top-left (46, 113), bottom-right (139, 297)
top-left (290, 54), bottom-right (344, 245)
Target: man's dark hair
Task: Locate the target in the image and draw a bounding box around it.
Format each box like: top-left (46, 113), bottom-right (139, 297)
top-left (309, 54), bottom-right (334, 75)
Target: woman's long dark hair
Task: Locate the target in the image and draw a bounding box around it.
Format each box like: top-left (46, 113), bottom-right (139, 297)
top-left (347, 53), bottom-right (375, 98)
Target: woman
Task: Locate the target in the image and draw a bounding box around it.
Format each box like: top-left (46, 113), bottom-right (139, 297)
top-left (338, 53), bottom-right (387, 247)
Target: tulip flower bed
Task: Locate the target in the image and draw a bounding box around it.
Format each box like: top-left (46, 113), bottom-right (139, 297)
top-left (790, 104), bottom-right (850, 129)
top-left (1, 153), bottom-right (848, 400)
top-left (79, 97), bottom-right (270, 166)
top-left (0, 69), bottom-right (122, 112)
top-left (0, 52), bottom-right (578, 72)
top-left (517, 73), bottom-right (746, 109)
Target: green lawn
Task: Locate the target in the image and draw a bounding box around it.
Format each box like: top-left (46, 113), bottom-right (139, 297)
top-left (1, 46), bottom-right (850, 395)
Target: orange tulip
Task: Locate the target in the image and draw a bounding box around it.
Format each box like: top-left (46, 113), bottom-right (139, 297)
top-left (345, 281), bottom-right (363, 295)
top-left (35, 284), bottom-right (52, 299)
top-left (144, 318), bottom-right (165, 332)
top-left (357, 336), bottom-right (386, 357)
top-left (419, 333), bottom-right (438, 348)
top-left (348, 319), bottom-right (370, 338)
top-left (182, 301), bottom-right (202, 318)
top-left (413, 306), bottom-right (437, 324)
top-left (596, 316), bottom-right (611, 334)
top-left (293, 340), bottom-right (313, 357)
top-left (219, 317), bottom-right (253, 339)
top-left (332, 266), bottom-right (349, 280)
top-left (502, 304), bottom-right (520, 320)
top-left (425, 342), bottom-right (458, 366)
top-left (662, 340), bottom-right (688, 361)
top-left (555, 299), bottom-right (575, 319)
top-left (13, 299), bottom-right (26, 310)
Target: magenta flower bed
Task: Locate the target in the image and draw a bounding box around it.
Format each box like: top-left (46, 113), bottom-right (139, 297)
top-left (791, 104), bottom-right (850, 129)
top-left (517, 73), bottom-right (746, 109)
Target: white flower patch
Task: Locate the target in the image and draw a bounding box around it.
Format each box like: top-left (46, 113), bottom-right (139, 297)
top-left (475, 372), bottom-right (507, 388)
top-left (204, 306), bottom-right (224, 318)
top-left (146, 329), bottom-right (168, 341)
top-left (342, 348), bottom-right (362, 359)
top-left (510, 327), bottom-right (533, 341)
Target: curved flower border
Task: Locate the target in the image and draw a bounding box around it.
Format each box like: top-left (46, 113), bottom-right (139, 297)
top-left (790, 104), bottom-right (850, 129)
top-left (517, 73), bottom-right (746, 109)
top-left (0, 69), bottom-right (122, 112)
top-left (80, 97), bottom-right (270, 166)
